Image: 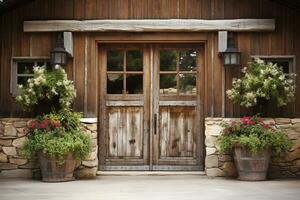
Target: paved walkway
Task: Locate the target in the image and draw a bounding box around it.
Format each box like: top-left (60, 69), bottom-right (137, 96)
top-left (0, 176), bottom-right (300, 200)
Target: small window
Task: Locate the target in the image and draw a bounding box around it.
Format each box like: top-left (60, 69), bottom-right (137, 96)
top-left (11, 58), bottom-right (51, 96)
top-left (252, 56), bottom-right (295, 75)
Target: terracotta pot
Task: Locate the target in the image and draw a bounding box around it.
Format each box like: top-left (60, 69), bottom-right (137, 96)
top-left (38, 152), bottom-right (76, 182)
top-left (233, 146), bottom-right (271, 181)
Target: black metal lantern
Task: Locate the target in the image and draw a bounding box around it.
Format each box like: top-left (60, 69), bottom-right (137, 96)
top-left (50, 33), bottom-right (68, 67)
top-left (221, 33), bottom-right (241, 66)
top-left (222, 47), bottom-right (241, 66)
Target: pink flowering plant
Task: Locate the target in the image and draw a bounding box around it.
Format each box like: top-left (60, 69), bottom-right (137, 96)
top-left (219, 116), bottom-right (291, 155)
top-left (23, 110), bottom-right (91, 160)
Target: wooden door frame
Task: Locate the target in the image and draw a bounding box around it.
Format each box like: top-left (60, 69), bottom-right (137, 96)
top-left (96, 33), bottom-right (206, 171)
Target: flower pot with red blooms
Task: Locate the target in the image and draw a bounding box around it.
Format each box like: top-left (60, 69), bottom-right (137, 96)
top-left (218, 116), bottom-right (292, 181)
top-left (24, 110), bottom-right (91, 182)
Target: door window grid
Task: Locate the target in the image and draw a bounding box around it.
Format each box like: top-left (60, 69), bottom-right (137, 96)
top-left (107, 50), bottom-right (143, 94)
top-left (159, 50), bottom-right (197, 95)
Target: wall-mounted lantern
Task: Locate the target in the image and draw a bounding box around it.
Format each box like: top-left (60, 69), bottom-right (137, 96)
top-left (50, 33), bottom-right (68, 67)
top-left (219, 31), bottom-right (241, 66)
top-left (222, 46), bottom-right (241, 66)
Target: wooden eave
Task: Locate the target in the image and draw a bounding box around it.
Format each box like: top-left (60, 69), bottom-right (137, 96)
top-left (23, 19), bottom-right (275, 33)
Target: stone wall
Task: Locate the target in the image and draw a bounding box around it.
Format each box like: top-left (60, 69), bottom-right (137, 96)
top-left (205, 118), bottom-right (300, 178)
top-left (0, 118), bottom-right (98, 179)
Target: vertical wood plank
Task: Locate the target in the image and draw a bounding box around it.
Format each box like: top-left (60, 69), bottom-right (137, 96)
top-left (108, 108), bottom-right (118, 157)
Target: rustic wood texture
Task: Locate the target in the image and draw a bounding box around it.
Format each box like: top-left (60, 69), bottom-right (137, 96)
top-left (23, 19), bottom-right (276, 32)
top-left (0, 0), bottom-right (299, 118)
top-left (107, 107), bottom-right (143, 157)
top-left (159, 107), bottom-right (196, 158)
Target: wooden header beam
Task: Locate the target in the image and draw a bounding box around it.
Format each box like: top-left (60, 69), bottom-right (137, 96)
top-left (24, 19), bottom-right (275, 32)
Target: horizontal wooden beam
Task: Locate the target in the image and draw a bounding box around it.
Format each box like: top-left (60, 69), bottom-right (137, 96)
top-left (24, 19), bottom-right (275, 32)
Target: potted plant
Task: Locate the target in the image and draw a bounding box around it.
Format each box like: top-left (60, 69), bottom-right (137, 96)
top-left (226, 58), bottom-right (296, 116)
top-left (219, 116), bottom-right (291, 181)
top-left (16, 65), bottom-right (91, 182)
top-left (24, 110), bottom-right (91, 182)
top-left (221, 58), bottom-right (296, 181)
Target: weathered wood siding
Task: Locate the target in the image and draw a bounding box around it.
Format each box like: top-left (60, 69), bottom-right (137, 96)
top-left (0, 0), bottom-right (300, 118)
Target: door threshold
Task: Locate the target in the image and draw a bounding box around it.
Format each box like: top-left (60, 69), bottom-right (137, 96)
top-left (97, 171), bottom-right (206, 176)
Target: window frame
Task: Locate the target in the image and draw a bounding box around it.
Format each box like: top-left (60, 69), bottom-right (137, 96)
top-left (11, 57), bottom-right (50, 96)
top-left (251, 55), bottom-right (296, 75)
top-left (159, 48), bottom-right (198, 96)
top-left (106, 49), bottom-right (144, 95)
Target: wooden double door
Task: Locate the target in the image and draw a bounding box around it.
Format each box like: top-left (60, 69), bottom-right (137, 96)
top-left (99, 43), bottom-right (204, 171)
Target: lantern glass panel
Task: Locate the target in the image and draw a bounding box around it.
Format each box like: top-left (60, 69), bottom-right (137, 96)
top-left (51, 52), bottom-right (67, 66)
top-left (224, 54), bottom-right (231, 65)
top-left (230, 53), bottom-right (237, 64)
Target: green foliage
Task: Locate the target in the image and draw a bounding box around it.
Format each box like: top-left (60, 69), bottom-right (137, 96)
top-left (45, 110), bottom-right (82, 132)
top-left (226, 58), bottom-right (296, 107)
top-left (218, 116), bottom-right (292, 156)
top-left (24, 129), bottom-right (91, 160)
top-left (23, 111), bottom-right (91, 160)
top-left (16, 65), bottom-right (76, 111)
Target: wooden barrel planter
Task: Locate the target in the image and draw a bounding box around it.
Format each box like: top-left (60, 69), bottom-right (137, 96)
top-left (38, 152), bottom-right (76, 182)
top-left (233, 146), bottom-right (271, 181)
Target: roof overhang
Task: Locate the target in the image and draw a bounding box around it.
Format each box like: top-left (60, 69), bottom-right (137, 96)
top-left (23, 19), bottom-right (276, 33)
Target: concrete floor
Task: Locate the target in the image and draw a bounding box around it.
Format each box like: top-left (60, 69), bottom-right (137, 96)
top-left (0, 176), bottom-right (300, 200)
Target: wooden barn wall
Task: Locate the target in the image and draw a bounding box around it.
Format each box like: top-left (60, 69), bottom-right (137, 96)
top-left (0, 0), bottom-right (299, 118)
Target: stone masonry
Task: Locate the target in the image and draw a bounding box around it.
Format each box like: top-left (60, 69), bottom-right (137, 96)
top-left (0, 118), bottom-right (98, 179)
top-left (205, 118), bottom-right (300, 178)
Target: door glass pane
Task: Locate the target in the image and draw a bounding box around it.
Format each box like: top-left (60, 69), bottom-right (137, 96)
top-left (179, 50), bottom-right (197, 71)
top-left (160, 50), bottom-right (177, 71)
top-left (160, 74), bottom-right (177, 94)
top-left (107, 51), bottom-right (124, 71)
top-left (107, 74), bottom-right (123, 94)
top-left (17, 62), bottom-right (34, 74)
top-left (126, 50), bottom-right (143, 71)
top-left (126, 74), bottom-right (143, 94)
top-left (179, 74), bottom-right (196, 95)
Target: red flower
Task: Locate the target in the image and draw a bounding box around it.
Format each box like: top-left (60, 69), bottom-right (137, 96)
top-left (241, 116), bottom-right (257, 125)
top-left (263, 124), bottom-right (271, 129)
top-left (43, 119), bottom-right (50, 125)
top-left (53, 122), bottom-right (61, 128)
top-left (39, 123), bottom-right (47, 129)
top-left (248, 120), bottom-right (256, 125)
top-left (29, 121), bottom-right (36, 129)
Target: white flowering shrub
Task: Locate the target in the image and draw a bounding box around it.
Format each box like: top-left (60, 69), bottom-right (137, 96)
top-left (16, 65), bottom-right (76, 111)
top-left (226, 58), bottom-right (296, 107)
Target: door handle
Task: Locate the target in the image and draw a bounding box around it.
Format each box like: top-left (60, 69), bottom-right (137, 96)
top-left (154, 114), bottom-right (157, 135)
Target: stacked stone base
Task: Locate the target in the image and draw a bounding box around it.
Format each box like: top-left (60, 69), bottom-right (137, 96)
top-left (205, 118), bottom-right (300, 178)
top-left (0, 118), bottom-right (98, 179)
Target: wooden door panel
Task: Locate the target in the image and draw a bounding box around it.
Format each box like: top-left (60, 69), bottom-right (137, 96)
top-left (107, 106), bottom-right (143, 158)
top-left (152, 44), bottom-right (204, 170)
top-left (159, 106), bottom-right (196, 158)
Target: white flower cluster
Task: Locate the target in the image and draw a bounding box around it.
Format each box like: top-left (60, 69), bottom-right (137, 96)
top-left (16, 65), bottom-right (76, 110)
top-left (226, 58), bottom-right (296, 107)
